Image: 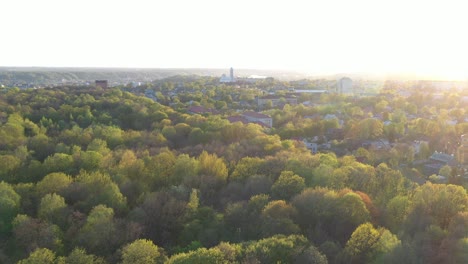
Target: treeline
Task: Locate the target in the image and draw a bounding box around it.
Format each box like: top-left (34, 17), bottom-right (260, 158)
top-left (0, 67), bottom-right (306, 86)
top-left (0, 86), bottom-right (467, 263)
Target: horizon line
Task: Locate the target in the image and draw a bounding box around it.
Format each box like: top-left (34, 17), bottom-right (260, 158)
top-left (1, 66), bottom-right (467, 81)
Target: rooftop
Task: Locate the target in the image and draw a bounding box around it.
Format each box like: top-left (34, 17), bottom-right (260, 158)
top-left (429, 151), bottom-right (454, 163)
top-left (187, 106), bottom-right (216, 114)
top-left (242, 111), bottom-right (271, 119)
top-left (227, 116), bottom-right (249, 124)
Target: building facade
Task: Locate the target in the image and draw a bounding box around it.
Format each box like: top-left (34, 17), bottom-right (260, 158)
top-left (220, 67), bottom-right (236, 83)
top-left (241, 111), bottom-right (273, 127)
top-left (95, 80), bottom-right (108, 89)
top-left (337, 77), bottom-right (353, 94)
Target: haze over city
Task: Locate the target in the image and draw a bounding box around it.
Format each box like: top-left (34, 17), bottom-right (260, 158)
top-left (2, 0), bottom-right (468, 80)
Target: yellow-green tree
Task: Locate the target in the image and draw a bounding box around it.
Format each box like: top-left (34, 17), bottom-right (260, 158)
top-left (121, 239), bottom-right (164, 264)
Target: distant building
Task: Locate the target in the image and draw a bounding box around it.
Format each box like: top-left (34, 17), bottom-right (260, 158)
top-left (291, 89), bottom-right (328, 94)
top-left (144, 89), bottom-right (157, 102)
top-left (95, 80), bottom-right (108, 89)
top-left (337, 77), bottom-right (353, 94)
top-left (227, 115), bottom-right (250, 125)
top-left (301, 139), bottom-right (318, 153)
top-left (257, 95), bottom-right (297, 108)
top-left (416, 80), bottom-right (468, 91)
top-left (187, 106), bottom-right (217, 115)
top-left (220, 67), bottom-right (236, 83)
top-left (227, 114), bottom-right (271, 128)
top-left (241, 111), bottom-right (272, 127)
top-left (457, 134), bottom-right (468, 165)
top-left (424, 151), bottom-right (456, 175)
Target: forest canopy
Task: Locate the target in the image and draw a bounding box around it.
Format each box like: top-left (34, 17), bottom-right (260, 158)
top-left (0, 81), bottom-right (467, 264)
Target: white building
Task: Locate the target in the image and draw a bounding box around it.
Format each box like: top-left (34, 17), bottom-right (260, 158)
top-left (220, 67), bottom-right (236, 83)
top-left (337, 77), bottom-right (353, 94)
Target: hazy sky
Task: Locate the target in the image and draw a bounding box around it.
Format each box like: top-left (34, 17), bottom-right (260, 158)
top-left (2, 0), bottom-right (468, 79)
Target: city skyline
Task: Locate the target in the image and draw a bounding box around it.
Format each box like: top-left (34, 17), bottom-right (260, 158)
top-left (2, 0), bottom-right (468, 80)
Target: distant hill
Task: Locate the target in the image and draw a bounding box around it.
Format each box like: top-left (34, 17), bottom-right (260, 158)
top-left (0, 67), bottom-right (309, 86)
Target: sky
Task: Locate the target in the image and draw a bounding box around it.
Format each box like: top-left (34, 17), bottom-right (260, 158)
top-left (1, 0), bottom-right (468, 79)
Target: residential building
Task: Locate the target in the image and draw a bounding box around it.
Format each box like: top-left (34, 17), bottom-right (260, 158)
top-left (424, 151), bottom-right (456, 175)
top-left (227, 115), bottom-right (269, 128)
top-left (241, 111), bottom-right (272, 127)
top-left (187, 106), bottom-right (217, 115)
top-left (302, 140), bottom-right (318, 153)
top-left (95, 80), bottom-right (108, 89)
top-left (257, 95), bottom-right (297, 107)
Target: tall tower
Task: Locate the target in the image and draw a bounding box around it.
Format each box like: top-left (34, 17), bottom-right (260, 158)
top-left (457, 134), bottom-right (468, 165)
top-left (230, 67), bottom-right (234, 82)
top-left (337, 77), bottom-right (353, 94)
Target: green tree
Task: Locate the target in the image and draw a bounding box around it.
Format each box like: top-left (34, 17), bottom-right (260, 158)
top-left (17, 248), bottom-right (57, 264)
top-left (294, 245), bottom-right (328, 264)
top-left (349, 118), bottom-right (384, 140)
top-left (179, 206), bottom-right (224, 247)
top-left (28, 134), bottom-right (55, 161)
top-left (70, 171), bottom-right (127, 213)
top-left (271, 171), bottom-right (305, 201)
top-left (438, 165), bottom-right (451, 178)
top-left (198, 151), bottom-right (228, 182)
top-left (87, 138), bottom-right (110, 156)
top-left (43, 153), bottom-right (74, 174)
top-left (138, 191), bottom-right (187, 247)
top-left (0, 181), bottom-right (21, 233)
top-left (343, 223), bottom-right (400, 264)
top-left (261, 200), bottom-right (300, 237)
top-left (244, 234), bottom-right (310, 264)
top-left (13, 215), bottom-right (64, 257)
top-left (198, 151), bottom-right (228, 204)
top-left (173, 154), bottom-right (199, 187)
top-left (384, 195), bottom-right (412, 233)
top-left (411, 183), bottom-right (468, 229)
top-left (37, 193), bottom-right (67, 225)
top-left (121, 239), bottom-right (163, 264)
top-left (334, 192), bottom-right (371, 242)
top-left (417, 141), bottom-right (431, 159)
top-left (76, 205), bottom-right (117, 256)
top-left (146, 150), bottom-right (176, 189)
top-left (65, 248), bottom-right (106, 264)
top-left (0, 113), bottom-right (27, 150)
top-left (79, 151), bottom-right (104, 171)
top-left (167, 247), bottom-right (226, 264)
top-left (230, 157), bottom-right (264, 182)
top-left (186, 189), bottom-right (199, 213)
top-left (374, 163), bottom-right (406, 206)
top-left (0, 155), bottom-right (21, 182)
top-left (36, 172), bottom-right (73, 197)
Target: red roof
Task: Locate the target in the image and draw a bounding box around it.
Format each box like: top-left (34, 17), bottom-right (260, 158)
top-left (242, 111), bottom-right (271, 119)
top-left (227, 116), bottom-right (269, 128)
top-left (251, 121), bottom-right (269, 128)
top-left (188, 106), bottom-right (216, 114)
top-left (227, 116), bottom-right (249, 124)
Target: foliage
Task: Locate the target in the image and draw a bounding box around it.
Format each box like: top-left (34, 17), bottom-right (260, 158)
top-left (121, 239), bottom-right (163, 264)
top-left (0, 181), bottom-right (21, 233)
top-left (17, 248), bottom-right (58, 264)
top-left (0, 83), bottom-right (466, 263)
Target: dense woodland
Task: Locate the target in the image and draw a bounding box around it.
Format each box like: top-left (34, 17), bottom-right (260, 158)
top-left (0, 78), bottom-right (467, 264)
